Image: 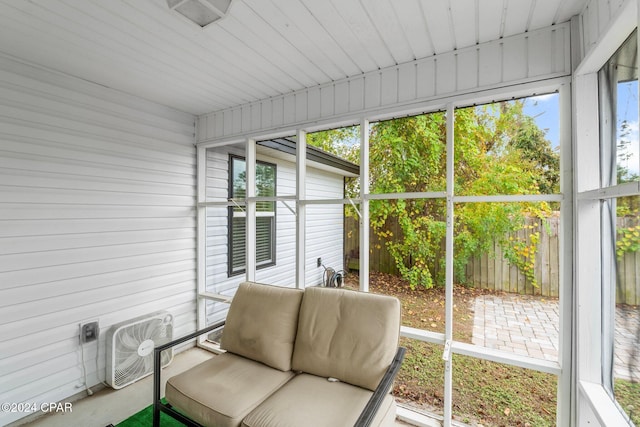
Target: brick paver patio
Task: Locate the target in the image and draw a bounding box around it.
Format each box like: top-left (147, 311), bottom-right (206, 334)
top-left (471, 294), bottom-right (640, 381)
top-left (615, 305), bottom-right (640, 381)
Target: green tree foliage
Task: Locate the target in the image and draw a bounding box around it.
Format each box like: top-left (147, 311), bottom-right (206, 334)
top-left (308, 100), bottom-right (559, 289)
top-left (368, 113), bottom-right (447, 288)
top-left (306, 126), bottom-right (360, 164)
top-left (307, 126), bottom-right (360, 198)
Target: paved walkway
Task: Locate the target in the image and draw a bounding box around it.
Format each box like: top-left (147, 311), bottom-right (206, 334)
top-left (471, 294), bottom-right (640, 381)
top-left (615, 305), bottom-right (640, 381)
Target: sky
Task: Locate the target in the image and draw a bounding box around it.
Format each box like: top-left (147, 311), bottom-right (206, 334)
top-left (522, 92), bottom-right (560, 148)
top-left (616, 80), bottom-right (639, 179)
top-left (522, 83), bottom-right (639, 178)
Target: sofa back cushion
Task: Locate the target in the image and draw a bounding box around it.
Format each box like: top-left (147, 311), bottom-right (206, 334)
top-left (221, 282), bottom-right (304, 372)
top-left (291, 287), bottom-right (401, 391)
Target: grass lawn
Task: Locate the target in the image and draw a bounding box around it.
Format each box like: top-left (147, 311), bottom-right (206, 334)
top-left (616, 378), bottom-right (640, 425)
top-left (347, 272), bottom-right (558, 426)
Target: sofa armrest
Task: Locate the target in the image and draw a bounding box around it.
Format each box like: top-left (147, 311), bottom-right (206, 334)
top-left (153, 320), bottom-right (226, 427)
top-left (353, 346), bottom-right (406, 427)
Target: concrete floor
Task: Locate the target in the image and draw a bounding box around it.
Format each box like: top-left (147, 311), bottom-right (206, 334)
top-left (17, 347), bottom-right (421, 427)
top-left (19, 347), bottom-right (214, 427)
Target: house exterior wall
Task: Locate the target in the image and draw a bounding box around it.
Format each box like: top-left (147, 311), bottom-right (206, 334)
top-left (0, 55), bottom-right (197, 425)
top-left (204, 146), bottom-right (345, 324)
top-left (197, 22), bottom-right (572, 143)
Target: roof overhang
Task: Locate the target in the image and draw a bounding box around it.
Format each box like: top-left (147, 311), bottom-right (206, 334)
top-left (257, 138), bottom-right (359, 177)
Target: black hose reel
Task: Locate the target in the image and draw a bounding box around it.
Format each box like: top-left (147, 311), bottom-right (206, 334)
top-left (322, 265), bottom-right (345, 288)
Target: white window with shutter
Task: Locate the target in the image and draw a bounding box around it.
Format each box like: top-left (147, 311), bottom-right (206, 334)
top-left (228, 156), bottom-right (276, 275)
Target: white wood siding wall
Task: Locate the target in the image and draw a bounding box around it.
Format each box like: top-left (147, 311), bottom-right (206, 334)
top-left (304, 170), bottom-right (345, 287)
top-left (0, 55), bottom-right (196, 425)
top-left (197, 23), bottom-right (571, 142)
top-left (580, 0), bottom-right (628, 56)
top-left (204, 147), bottom-right (345, 324)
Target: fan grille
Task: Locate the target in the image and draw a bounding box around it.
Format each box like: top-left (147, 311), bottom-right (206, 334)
top-left (107, 312), bottom-right (174, 389)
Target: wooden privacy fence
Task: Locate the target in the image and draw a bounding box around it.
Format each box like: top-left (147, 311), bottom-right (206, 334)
top-left (465, 216), bottom-right (559, 298)
top-left (345, 216), bottom-right (640, 306)
top-left (345, 216), bottom-right (402, 276)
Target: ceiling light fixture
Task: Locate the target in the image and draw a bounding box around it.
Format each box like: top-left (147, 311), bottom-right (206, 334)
top-left (166, 0), bottom-right (233, 28)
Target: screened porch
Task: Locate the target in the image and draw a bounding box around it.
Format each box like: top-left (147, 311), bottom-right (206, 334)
top-left (1, 0), bottom-right (639, 426)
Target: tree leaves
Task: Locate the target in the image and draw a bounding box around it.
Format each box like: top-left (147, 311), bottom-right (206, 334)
top-left (310, 100), bottom-right (559, 290)
top-left (367, 103), bottom-right (557, 289)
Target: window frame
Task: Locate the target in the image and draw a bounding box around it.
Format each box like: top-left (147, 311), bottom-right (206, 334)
top-left (573, 18), bottom-right (639, 425)
top-left (599, 28), bottom-right (637, 423)
top-left (196, 77), bottom-right (573, 427)
top-left (227, 154), bottom-right (277, 277)
top-left (363, 94), bottom-right (569, 425)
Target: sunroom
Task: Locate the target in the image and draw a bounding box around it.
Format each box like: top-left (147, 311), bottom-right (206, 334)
top-left (0, 0), bottom-right (638, 426)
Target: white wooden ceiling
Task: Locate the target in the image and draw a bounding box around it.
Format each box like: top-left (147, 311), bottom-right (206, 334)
top-left (0, 0), bottom-right (588, 116)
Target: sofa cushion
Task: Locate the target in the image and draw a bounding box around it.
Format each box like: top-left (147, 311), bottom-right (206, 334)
top-left (165, 353), bottom-right (295, 427)
top-left (241, 373), bottom-right (396, 427)
top-left (221, 282), bottom-right (303, 371)
top-left (292, 286), bottom-right (401, 391)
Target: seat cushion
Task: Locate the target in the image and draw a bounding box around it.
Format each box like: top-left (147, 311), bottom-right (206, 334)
top-left (165, 353), bottom-right (295, 427)
top-left (221, 282), bottom-right (304, 371)
top-left (242, 373), bottom-right (396, 427)
top-left (292, 286), bottom-right (401, 391)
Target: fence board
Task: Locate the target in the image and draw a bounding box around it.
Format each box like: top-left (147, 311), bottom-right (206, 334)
top-left (487, 244), bottom-right (496, 291)
top-left (510, 263), bottom-right (519, 294)
top-left (483, 252), bottom-right (490, 287)
top-left (635, 252), bottom-right (640, 305)
top-left (540, 220), bottom-right (550, 297)
top-left (618, 253), bottom-right (626, 303)
top-left (549, 219), bottom-right (560, 298)
top-left (624, 251), bottom-right (636, 305)
top-left (500, 245), bottom-right (510, 292)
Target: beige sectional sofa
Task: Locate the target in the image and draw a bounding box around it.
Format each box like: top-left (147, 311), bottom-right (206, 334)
top-left (152, 282), bottom-right (405, 427)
